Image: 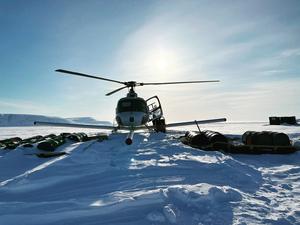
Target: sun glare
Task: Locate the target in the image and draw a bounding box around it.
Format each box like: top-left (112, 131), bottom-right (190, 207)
top-left (143, 45), bottom-right (179, 78)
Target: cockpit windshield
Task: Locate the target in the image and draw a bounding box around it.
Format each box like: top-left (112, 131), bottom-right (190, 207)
top-left (117, 99), bottom-right (148, 113)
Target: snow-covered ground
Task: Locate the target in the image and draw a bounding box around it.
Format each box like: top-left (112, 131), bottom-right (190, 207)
top-left (0, 122), bottom-right (299, 225)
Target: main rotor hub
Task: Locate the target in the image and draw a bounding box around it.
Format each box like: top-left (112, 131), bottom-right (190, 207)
top-left (125, 81), bottom-right (137, 87)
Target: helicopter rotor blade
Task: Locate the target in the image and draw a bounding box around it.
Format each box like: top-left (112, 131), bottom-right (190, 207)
top-left (139, 80), bottom-right (220, 86)
top-left (106, 86), bottom-right (128, 96)
top-left (56, 69), bottom-right (125, 85)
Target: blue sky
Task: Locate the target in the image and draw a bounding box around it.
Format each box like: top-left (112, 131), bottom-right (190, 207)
top-left (0, 0), bottom-right (299, 122)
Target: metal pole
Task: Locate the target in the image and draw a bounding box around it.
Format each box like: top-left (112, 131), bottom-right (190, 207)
top-left (195, 120), bottom-right (201, 133)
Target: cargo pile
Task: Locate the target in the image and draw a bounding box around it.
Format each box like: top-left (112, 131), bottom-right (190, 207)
top-left (269, 116), bottom-right (297, 125)
top-left (0, 132), bottom-right (108, 157)
top-left (182, 130), bottom-right (228, 146)
top-left (181, 130), bottom-right (297, 154)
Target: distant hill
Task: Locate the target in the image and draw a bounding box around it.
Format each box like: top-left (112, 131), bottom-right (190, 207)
top-left (0, 114), bottom-right (111, 127)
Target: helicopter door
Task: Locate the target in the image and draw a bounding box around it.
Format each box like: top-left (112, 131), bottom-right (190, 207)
top-left (146, 96), bottom-right (163, 122)
top-left (146, 96), bottom-right (166, 133)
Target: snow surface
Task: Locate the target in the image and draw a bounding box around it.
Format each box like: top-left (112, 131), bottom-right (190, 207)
top-left (0, 123), bottom-right (299, 225)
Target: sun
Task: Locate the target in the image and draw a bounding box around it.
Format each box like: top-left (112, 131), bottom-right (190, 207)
top-left (153, 47), bottom-right (172, 71)
top-left (143, 45), bottom-right (179, 78)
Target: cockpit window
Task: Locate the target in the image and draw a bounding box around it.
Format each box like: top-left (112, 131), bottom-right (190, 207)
top-left (117, 99), bottom-right (148, 113)
top-left (121, 102), bottom-right (131, 107)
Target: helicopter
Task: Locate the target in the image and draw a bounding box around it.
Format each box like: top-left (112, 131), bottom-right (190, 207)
top-left (35, 69), bottom-right (226, 145)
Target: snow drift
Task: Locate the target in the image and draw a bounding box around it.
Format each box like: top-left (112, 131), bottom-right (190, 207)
top-left (0, 123), bottom-right (299, 225)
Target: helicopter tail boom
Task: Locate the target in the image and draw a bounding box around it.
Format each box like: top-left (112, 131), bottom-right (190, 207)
top-left (34, 121), bottom-right (115, 130)
top-left (165, 118), bottom-right (226, 128)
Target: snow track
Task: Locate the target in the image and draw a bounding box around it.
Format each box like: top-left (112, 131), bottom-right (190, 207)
top-left (0, 124), bottom-right (299, 224)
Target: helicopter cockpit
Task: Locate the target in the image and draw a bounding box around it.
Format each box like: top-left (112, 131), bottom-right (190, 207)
top-left (115, 97), bottom-right (149, 127)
